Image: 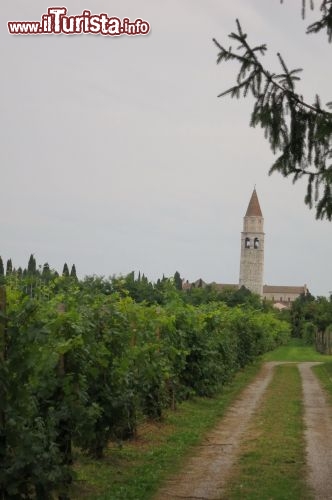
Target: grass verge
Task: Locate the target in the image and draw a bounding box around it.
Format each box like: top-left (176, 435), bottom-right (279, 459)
top-left (312, 361), bottom-right (332, 403)
top-left (224, 364), bottom-right (312, 500)
top-left (70, 361), bottom-right (262, 499)
top-left (263, 338), bottom-right (332, 362)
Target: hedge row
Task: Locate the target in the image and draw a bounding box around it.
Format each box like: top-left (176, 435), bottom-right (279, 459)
top-left (0, 281), bottom-right (290, 498)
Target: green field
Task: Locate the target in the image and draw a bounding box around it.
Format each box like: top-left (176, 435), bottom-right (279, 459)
top-left (263, 338), bottom-right (332, 362)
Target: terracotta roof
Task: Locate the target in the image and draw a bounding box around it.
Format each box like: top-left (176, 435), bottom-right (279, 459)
top-left (245, 189), bottom-right (262, 217)
top-left (263, 285), bottom-right (306, 294)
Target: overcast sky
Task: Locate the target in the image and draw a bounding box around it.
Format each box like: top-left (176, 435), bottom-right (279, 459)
top-left (1, 1), bottom-right (331, 296)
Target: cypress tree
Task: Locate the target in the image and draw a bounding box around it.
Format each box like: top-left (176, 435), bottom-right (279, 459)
top-left (70, 264), bottom-right (77, 279)
top-left (62, 263), bottom-right (69, 277)
top-left (174, 271), bottom-right (183, 290)
top-left (27, 254), bottom-right (37, 275)
top-left (6, 259), bottom-right (12, 276)
top-left (42, 263), bottom-right (51, 281)
top-left (0, 257), bottom-right (4, 285)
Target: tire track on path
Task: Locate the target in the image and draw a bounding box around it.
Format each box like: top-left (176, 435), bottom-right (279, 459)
top-left (154, 362), bottom-right (278, 500)
top-left (154, 361), bottom-right (332, 499)
top-left (299, 362), bottom-right (332, 500)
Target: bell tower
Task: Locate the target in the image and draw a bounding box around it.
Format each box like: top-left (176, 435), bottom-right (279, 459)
top-left (239, 189), bottom-right (264, 296)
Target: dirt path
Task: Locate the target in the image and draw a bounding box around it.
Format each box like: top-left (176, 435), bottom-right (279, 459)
top-left (299, 362), bottom-right (332, 500)
top-left (154, 362), bottom-right (277, 500)
top-left (154, 362), bottom-right (332, 500)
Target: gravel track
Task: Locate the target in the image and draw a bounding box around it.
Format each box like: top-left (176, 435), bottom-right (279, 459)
top-left (154, 363), bottom-right (276, 500)
top-left (299, 362), bottom-right (332, 500)
top-left (154, 361), bottom-right (332, 500)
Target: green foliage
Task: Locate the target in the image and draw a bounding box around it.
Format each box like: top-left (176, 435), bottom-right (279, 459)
top-left (70, 264), bottom-right (77, 280)
top-left (263, 337), bottom-right (332, 362)
top-left (42, 262), bottom-right (51, 282)
top-left (183, 284), bottom-right (264, 309)
top-left (313, 360), bottom-right (332, 402)
top-left (28, 254), bottom-right (37, 275)
top-left (62, 263), bottom-right (69, 277)
top-left (73, 362), bottom-right (263, 500)
top-left (173, 271), bottom-right (183, 290)
top-left (6, 259), bottom-right (12, 276)
top-left (0, 270), bottom-right (291, 497)
top-left (300, 0), bottom-right (332, 41)
top-left (290, 293), bottom-right (332, 340)
top-left (302, 321), bottom-right (317, 345)
top-left (290, 292), bottom-right (315, 337)
top-left (214, 3), bottom-right (332, 220)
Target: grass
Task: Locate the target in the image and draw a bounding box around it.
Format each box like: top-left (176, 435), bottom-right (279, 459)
top-left (71, 339), bottom-right (332, 499)
top-left (312, 361), bottom-right (332, 402)
top-left (223, 364), bottom-right (312, 500)
top-left (70, 361), bottom-right (262, 499)
top-left (263, 338), bottom-right (332, 362)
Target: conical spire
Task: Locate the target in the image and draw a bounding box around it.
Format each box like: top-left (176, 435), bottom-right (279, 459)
top-left (245, 189), bottom-right (262, 217)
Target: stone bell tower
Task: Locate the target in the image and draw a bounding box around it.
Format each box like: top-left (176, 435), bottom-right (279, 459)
top-left (239, 189), bottom-right (264, 296)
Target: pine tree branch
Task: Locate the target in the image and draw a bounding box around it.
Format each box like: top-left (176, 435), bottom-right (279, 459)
top-left (213, 18), bottom-right (332, 220)
top-left (213, 20), bottom-right (332, 117)
top-left (281, 0), bottom-right (332, 42)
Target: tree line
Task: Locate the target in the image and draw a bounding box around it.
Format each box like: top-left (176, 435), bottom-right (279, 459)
top-left (288, 291), bottom-right (332, 347)
top-left (0, 254), bottom-right (77, 283)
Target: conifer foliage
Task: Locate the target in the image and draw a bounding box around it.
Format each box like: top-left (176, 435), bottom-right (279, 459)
top-left (62, 263), bottom-right (69, 277)
top-left (69, 264), bottom-right (77, 279)
top-left (213, 1), bottom-right (332, 220)
top-left (27, 254), bottom-right (37, 275)
top-left (5, 259), bottom-right (12, 276)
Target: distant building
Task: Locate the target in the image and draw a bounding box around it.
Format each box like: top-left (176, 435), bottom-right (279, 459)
top-left (263, 285), bottom-right (308, 308)
top-left (182, 189), bottom-right (308, 308)
top-left (239, 188), bottom-right (264, 295)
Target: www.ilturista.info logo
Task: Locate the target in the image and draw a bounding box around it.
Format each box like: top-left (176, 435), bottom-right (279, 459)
top-left (8, 7), bottom-right (151, 36)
